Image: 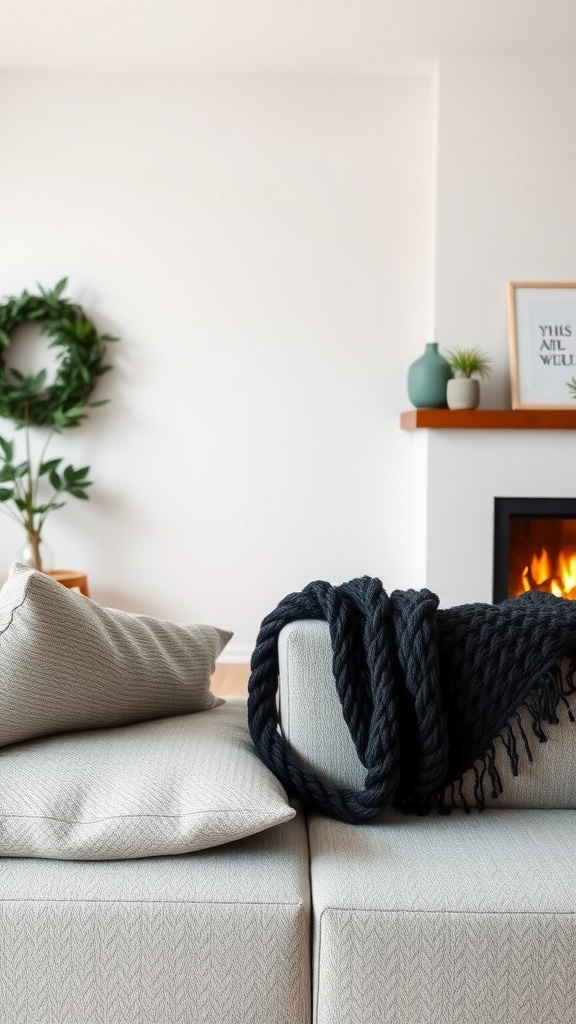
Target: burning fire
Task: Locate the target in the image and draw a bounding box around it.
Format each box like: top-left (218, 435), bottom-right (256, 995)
top-left (520, 547), bottom-right (576, 600)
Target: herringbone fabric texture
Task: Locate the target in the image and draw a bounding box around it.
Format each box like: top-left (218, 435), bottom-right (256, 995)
top-left (0, 813), bottom-right (311, 1024)
top-left (279, 619), bottom-right (576, 808)
top-left (0, 562), bottom-right (231, 747)
top-left (309, 809), bottom-right (576, 1024)
top-left (0, 704), bottom-right (295, 859)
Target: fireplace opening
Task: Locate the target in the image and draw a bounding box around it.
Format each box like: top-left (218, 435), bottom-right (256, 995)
top-left (493, 498), bottom-right (576, 603)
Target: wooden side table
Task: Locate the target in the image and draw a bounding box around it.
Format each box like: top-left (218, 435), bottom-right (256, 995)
top-left (46, 570), bottom-right (90, 597)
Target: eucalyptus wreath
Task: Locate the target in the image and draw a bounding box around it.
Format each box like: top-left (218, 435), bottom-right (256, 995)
top-left (0, 278), bottom-right (115, 428)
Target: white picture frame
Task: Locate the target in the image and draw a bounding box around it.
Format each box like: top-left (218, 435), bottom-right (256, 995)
top-left (508, 281), bottom-right (576, 409)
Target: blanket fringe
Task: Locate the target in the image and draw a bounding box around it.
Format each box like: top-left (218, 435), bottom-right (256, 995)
top-left (448, 658), bottom-right (576, 812)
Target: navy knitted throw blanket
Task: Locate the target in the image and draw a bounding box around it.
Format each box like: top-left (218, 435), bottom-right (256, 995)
top-left (247, 577), bottom-right (576, 823)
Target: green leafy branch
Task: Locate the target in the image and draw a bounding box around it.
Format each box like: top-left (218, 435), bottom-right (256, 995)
top-left (0, 431), bottom-right (92, 569)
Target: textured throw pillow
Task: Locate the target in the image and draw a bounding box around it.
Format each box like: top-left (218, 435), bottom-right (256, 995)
top-left (0, 704), bottom-right (296, 859)
top-left (0, 562), bottom-right (231, 748)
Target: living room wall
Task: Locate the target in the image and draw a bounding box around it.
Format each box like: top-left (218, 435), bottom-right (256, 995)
top-left (434, 58), bottom-right (576, 405)
top-left (0, 72), bottom-right (434, 654)
top-left (413, 58), bottom-right (576, 602)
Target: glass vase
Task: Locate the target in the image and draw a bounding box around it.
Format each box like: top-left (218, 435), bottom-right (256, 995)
top-left (19, 534), bottom-right (53, 573)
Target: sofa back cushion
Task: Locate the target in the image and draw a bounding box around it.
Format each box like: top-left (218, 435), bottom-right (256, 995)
top-left (278, 620), bottom-right (576, 810)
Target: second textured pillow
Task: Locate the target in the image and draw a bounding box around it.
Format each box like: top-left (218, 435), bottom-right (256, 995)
top-left (0, 704), bottom-right (295, 859)
top-left (0, 563), bottom-right (231, 748)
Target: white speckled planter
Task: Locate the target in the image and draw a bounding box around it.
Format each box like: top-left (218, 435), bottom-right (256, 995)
top-left (447, 377), bottom-right (480, 410)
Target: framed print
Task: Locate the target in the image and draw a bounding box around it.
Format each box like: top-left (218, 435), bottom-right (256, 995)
top-left (508, 281), bottom-right (576, 409)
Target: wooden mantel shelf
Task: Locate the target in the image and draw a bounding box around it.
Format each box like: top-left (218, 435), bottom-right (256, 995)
top-left (400, 409), bottom-right (576, 430)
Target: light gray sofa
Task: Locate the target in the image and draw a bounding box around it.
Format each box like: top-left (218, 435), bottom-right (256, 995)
top-left (1, 616), bottom-right (575, 1024)
top-left (278, 620), bottom-right (576, 1024)
top-left (0, 811), bottom-right (311, 1024)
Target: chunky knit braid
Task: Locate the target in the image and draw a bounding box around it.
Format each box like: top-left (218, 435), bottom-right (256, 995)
top-left (247, 578), bottom-right (576, 823)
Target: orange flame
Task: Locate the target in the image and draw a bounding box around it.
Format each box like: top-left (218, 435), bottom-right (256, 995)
top-left (520, 546), bottom-right (576, 600)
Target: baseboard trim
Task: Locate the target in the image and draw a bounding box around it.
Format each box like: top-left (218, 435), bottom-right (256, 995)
top-left (217, 643), bottom-right (252, 665)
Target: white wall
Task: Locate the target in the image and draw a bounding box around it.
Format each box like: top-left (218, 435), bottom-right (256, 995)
top-left (412, 59), bottom-right (576, 602)
top-left (434, 58), bottom-right (576, 408)
top-left (0, 73), bottom-right (435, 654)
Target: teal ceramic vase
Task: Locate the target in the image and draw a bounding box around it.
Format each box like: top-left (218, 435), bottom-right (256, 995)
top-left (407, 342), bottom-right (451, 408)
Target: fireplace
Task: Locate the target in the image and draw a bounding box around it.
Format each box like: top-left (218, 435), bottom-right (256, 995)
top-left (493, 497), bottom-right (576, 603)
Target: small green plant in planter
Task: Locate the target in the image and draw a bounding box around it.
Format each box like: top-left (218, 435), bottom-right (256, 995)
top-left (445, 346), bottom-right (493, 410)
top-left (446, 346), bottom-right (493, 379)
top-left (567, 377), bottom-right (576, 401)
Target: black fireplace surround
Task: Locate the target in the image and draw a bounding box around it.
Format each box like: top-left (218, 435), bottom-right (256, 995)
top-left (493, 497), bottom-right (576, 604)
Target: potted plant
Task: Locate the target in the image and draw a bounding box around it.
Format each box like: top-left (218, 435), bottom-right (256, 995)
top-left (0, 433), bottom-right (92, 570)
top-left (444, 346), bottom-right (493, 410)
top-left (0, 278), bottom-right (116, 570)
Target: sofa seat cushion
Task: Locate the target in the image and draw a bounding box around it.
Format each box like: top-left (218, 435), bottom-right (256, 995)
top-left (0, 812), bottom-right (311, 1024)
top-left (309, 809), bottom-right (576, 1024)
